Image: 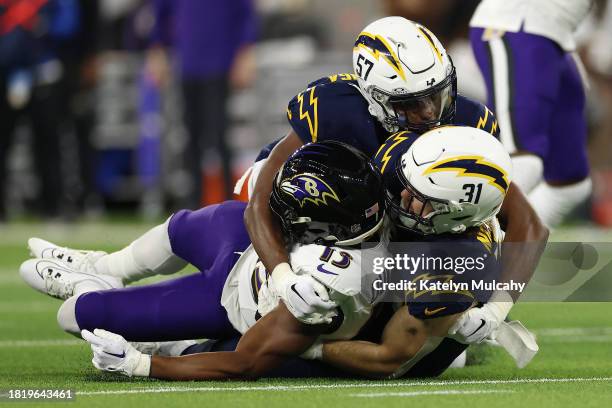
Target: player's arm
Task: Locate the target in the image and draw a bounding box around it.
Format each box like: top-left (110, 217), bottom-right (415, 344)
top-left (83, 303), bottom-right (325, 380)
top-left (319, 309), bottom-right (417, 378)
top-left (150, 303), bottom-right (320, 380)
top-left (498, 182), bottom-right (549, 300)
top-left (244, 131), bottom-right (336, 322)
top-left (317, 308), bottom-right (455, 379)
top-left (450, 185), bottom-right (548, 344)
top-left (244, 130), bottom-right (303, 272)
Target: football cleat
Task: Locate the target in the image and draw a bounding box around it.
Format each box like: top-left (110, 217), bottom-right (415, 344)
top-left (19, 258), bottom-right (123, 300)
top-left (28, 238), bottom-right (107, 274)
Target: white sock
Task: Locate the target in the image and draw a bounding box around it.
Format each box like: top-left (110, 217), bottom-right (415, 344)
top-left (94, 217), bottom-right (187, 283)
top-left (528, 178), bottom-right (593, 228)
top-left (449, 350), bottom-right (467, 368)
top-left (131, 340), bottom-right (198, 356)
top-left (57, 296), bottom-right (80, 336)
top-left (510, 154), bottom-right (543, 195)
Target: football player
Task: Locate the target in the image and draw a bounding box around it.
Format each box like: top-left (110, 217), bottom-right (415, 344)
top-left (470, 0), bottom-right (593, 227)
top-left (312, 126), bottom-right (523, 378)
top-left (20, 141), bottom-right (388, 379)
top-left (179, 127), bottom-right (536, 379)
top-left (77, 127), bottom-right (535, 380)
top-left (241, 16), bottom-right (548, 328)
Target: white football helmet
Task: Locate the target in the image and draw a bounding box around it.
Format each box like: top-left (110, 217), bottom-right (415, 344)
top-left (352, 16), bottom-right (457, 133)
top-left (387, 126), bottom-right (513, 235)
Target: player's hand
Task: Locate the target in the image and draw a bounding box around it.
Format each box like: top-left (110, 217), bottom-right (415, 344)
top-left (448, 307), bottom-right (500, 344)
top-left (271, 263), bottom-right (337, 325)
top-left (82, 329), bottom-right (151, 377)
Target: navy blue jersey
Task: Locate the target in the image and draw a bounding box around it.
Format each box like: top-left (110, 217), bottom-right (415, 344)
top-left (395, 221), bottom-right (502, 320)
top-left (286, 73), bottom-right (389, 156)
top-left (285, 73), bottom-right (499, 158)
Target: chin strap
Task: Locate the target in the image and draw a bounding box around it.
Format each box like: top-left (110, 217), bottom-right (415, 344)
top-left (350, 81), bottom-right (399, 132)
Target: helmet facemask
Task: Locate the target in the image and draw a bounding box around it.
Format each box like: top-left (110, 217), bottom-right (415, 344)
top-left (271, 189), bottom-right (384, 247)
top-left (366, 64), bottom-right (457, 134)
top-left (390, 66), bottom-right (457, 133)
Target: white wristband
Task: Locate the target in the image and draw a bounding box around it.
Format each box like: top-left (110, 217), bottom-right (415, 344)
top-left (270, 262), bottom-right (295, 289)
top-left (485, 290), bottom-right (514, 323)
top-left (300, 342), bottom-right (324, 360)
top-left (133, 353), bottom-right (152, 377)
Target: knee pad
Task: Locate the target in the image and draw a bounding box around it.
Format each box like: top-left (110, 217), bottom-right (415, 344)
top-left (511, 154), bottom-right (544, 194)
top-left (529, 178), bottom-right (593, 228)
top-left (96, 216), bottom-right (187, 283)
top-left (57, 296), bottom-right (81, 336)
top-left (130, 216), bottom-right (188, 277)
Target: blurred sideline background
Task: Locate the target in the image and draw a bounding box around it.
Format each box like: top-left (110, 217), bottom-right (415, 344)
top-left (0, 0), bottom-right (611, 228)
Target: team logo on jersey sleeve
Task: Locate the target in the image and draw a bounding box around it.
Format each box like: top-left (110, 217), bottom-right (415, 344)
top-left (280, 174), bottom-right (340, 207)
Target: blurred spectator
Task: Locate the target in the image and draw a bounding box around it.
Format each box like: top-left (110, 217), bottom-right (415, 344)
top-left (60, 0), bottom-right (101, 215)
top-left (147, 0), bottom-right (258, 209)
top-left (0, 0), bottom-right (79, 220)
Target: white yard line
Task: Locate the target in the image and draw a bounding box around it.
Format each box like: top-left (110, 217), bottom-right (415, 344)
top-left (77, 377), bottom-right (612, 396)
top-left (535, 327), bottom-right (612, 336)
top-left (535, 327), bottom-right (612, 343)
top-left (0, 339), bottom-right (83, 347)
top-left (540, 335), bottom-right (612, 343)
top-left (0, 223), bottom-right (152, 246)
top-left (0, 273), bottom-right (20, 285)
top-left (349, 389), bottom-right (513, 398)
top-left (0, 301), bottom-right (55, 313)
top-left (2, 326), bottom-right (609, 347)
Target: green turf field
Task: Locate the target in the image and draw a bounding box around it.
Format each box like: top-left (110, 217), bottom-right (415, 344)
top-left (0, 222), bottom-right (611, 407)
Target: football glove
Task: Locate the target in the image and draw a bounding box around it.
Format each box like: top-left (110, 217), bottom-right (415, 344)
top-left (270, 263), bottom-right (337, 325)
top-left (448, 306), bottom-right (500, 344)
top-left (448, 290), bottom-right (514, 344)
top-left (82, 329), bottom-right (151, 377)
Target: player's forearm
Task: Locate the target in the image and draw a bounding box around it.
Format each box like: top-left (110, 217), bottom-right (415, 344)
top-left (149, 303), bottom-right (321, 381)
top-left (244, 131), bottom-right (303, 271)
top-left (499, 183), bottom-right (549, 301)
top-left (150, 352), bottom-right (257, 381)
top-left (245, 196), bottom-right (290, 270)
top-left (322, 341), bottom-right (400, 379)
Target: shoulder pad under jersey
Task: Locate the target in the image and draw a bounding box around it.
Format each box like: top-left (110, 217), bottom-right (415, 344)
top-left (286, 74), bottom-right (388, 156)
top-left (454, 94), bottom-right (500, 139)
top-left (372, 131), bottom-right (420, 196)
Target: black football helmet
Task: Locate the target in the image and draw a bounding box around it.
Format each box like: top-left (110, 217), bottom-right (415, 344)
top-left (270, 141), bottom-right (385, 246)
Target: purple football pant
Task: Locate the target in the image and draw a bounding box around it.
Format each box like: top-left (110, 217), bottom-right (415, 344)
top-left (470, 28), bottom-right (589, 183)
top-left (74, 201), bottom-right (250, 341)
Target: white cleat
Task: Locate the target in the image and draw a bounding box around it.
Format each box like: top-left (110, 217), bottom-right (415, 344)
top-left (28, 238), bottom-right (107, 273)
top-left (19, 258), bottom-right (123, 300)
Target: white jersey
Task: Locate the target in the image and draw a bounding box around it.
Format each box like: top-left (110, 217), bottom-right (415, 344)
top-left (221, 241), bottom-right (386, 341)
top-left (470, 0), bottom-right (593, 51)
